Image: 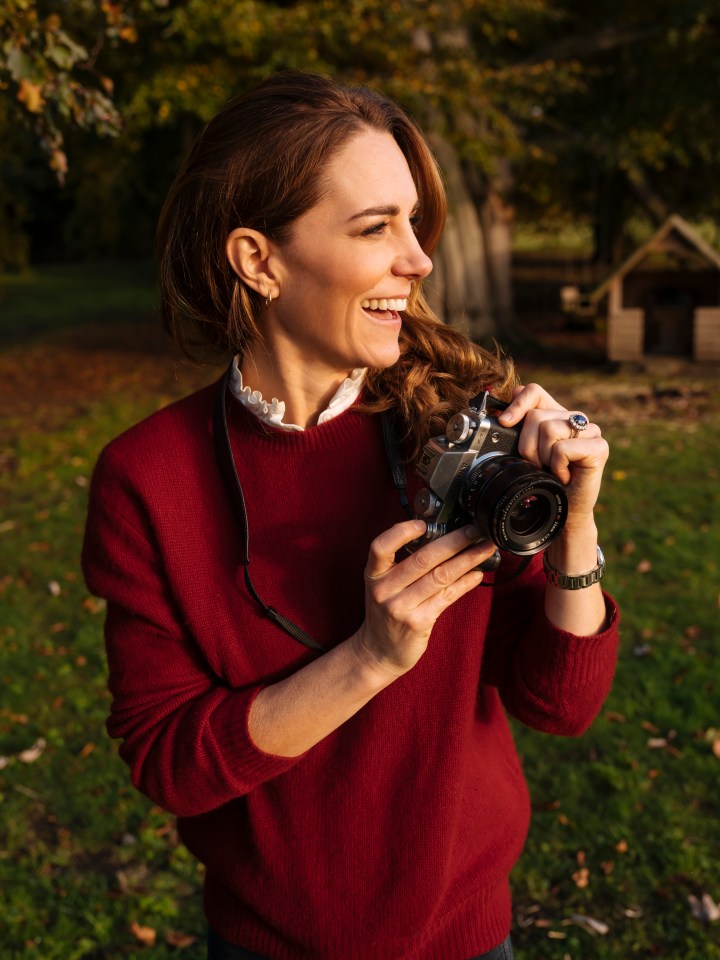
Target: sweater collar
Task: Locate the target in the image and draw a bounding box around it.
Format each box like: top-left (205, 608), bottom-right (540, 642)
top-left (229, 356), bottom-right (367, 432)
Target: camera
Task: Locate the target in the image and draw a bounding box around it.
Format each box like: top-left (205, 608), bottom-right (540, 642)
top-left (408, 392), bottom-right (568, 567)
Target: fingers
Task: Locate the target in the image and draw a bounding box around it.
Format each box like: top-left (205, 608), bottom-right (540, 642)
top-left (519, 412), bottom-right (602, 470)
top-left (359, 523), bottom-right (494, 676)
top-left (547, 435), bottom-right (610, 486)
top-left (366, 522), bottom-right (494, 593)
top-left (499, 383), bottom-right (560, 426)
top-left (364, 519), bottom-right (428, 580)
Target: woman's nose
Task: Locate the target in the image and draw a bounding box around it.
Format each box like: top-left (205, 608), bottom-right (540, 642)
top-left (393, 232), bottom-right (433, 280)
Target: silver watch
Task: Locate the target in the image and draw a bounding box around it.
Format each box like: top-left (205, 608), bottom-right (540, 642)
top-left (543, 545), bottom-right (606, 590)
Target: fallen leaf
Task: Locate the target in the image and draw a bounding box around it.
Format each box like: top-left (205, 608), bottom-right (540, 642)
top-left (165, 929), bottom-right (197, 948)
top-left (83, 596), bottom-right (106, 614)
top-left (80, 742), bottom-right (95, 758)
top-left (572, 867), bottom-right (590, 888)
top-left (636, 559), bottom-right (652, 573)
top-left (615, 839), bottom-right (629, 853)
top-left (564, 914), bottom-right (609, 935)
top-left (130, 921), bottom-right (157, 946)
top-left (688, 893), bottom-right (720, 923)
top-left (18, 738), bottom-right (46, 764)
top-left (605, 711), bottom-right (626, 723)
top-left (647, 738), bottom-right (668, 749)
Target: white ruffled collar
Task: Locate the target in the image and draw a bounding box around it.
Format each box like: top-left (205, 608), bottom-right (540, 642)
top-left (229, 356), bottom-right (367, 431)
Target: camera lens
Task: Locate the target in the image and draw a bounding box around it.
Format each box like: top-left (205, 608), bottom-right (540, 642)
top-left (461, 456), bottom-right (568, 555)
top-left (509, 494), bottom-right (549, 537)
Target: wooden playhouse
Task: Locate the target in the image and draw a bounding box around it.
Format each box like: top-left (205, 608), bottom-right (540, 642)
top-left (589, 215), bottom-right (720, 361)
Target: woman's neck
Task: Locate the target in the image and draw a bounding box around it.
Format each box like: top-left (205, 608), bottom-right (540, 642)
top-left (241, 347), bottom-right (353, 429)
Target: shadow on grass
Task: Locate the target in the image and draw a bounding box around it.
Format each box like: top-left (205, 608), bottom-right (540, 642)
top-left (0, 261), bottom-right (161, 349)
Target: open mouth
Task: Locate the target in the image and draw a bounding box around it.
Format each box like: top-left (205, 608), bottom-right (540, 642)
top-left (360, 297), bottom-right (407, 321)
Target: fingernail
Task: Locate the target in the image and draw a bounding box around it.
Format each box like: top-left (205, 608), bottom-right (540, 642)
top-left (463, 525), bottom-right (484, 541)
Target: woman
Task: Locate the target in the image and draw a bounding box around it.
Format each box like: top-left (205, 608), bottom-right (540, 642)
top-left (82, 72), bottom-right (619, 960)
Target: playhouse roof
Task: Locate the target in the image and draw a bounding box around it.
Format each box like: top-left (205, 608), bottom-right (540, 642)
top-left (590, 214), bottom-right (720, 304)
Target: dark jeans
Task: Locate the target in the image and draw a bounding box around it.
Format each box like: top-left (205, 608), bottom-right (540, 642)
top-left (207, 928), bottom-right (514, 960)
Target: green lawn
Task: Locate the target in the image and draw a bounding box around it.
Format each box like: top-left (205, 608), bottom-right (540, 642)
top-left (1, 266), bottom-right (718, 958)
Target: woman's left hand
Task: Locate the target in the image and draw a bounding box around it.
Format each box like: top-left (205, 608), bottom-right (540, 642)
top-left (497, 382), bottom-right (609, 523)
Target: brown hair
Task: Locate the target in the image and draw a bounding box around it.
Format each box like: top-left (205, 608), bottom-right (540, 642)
top-left (157, 71), bottom-right (516, 455)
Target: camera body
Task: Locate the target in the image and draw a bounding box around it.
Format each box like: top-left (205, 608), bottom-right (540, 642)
top-left (410, 392), bottom-right (568, 562)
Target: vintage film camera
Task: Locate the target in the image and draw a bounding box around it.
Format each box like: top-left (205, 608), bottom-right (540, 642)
top-left (408, 392), bottom-right (568, 571)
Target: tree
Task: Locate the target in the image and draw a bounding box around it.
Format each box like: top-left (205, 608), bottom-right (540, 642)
top-left (3, 0), bottom-right (718, 338)
top-left (513, 0), bottom-right (720, 262)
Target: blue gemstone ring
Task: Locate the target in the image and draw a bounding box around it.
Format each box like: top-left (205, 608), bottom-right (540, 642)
top-left (568, 412), bottom-right (590, 438)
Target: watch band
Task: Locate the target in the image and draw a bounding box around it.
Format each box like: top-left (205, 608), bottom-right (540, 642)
top-left (543, 544), bottom-right (606, 590)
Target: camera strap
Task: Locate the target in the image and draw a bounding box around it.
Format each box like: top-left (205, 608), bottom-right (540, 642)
top-left (212, 361), bottom-right (326, 651)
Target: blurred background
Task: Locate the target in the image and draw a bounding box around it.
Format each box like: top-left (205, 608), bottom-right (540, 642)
top-left (1, 2), bottom-right (718, 958)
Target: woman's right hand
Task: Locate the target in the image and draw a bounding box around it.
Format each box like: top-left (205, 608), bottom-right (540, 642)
top-left (351, 520), bottom-right (497, 679)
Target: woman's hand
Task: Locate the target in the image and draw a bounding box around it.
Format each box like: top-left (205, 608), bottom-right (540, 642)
top-left (497, 382), bottom-right (609, 523)
top-left (496, 383), bottom-right (610, 636)
top-left (351, 520), bottom-right (497, 679)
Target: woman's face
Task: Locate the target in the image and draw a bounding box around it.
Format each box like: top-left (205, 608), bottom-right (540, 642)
top-left (265, 128), bottom-right (433, 378)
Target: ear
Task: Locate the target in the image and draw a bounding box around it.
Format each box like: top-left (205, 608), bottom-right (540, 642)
top-left (226, 227), bottom-right (279, 298)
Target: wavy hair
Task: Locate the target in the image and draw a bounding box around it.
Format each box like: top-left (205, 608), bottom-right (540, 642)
top-left (157, 71), bottom-right (516, 455)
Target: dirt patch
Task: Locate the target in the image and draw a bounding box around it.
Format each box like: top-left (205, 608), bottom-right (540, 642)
top-left (0, 318), bottom-right (218, 434)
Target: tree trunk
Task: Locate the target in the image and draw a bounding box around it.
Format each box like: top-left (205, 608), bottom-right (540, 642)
top-left (425, 136), bottom-right (516, 342)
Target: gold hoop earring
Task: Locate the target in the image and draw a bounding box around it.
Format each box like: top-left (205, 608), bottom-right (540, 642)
top-left (265, 292), bottom-right (273, 309)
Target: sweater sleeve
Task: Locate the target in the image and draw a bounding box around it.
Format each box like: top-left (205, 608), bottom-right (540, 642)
top-left (480, 555), bottom-right (620, 736)
top-left (82, 445), bottom-right (300, 817)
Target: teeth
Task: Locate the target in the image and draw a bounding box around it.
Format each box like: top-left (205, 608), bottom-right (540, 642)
top-left (361, 298), bottom-right (408, 311)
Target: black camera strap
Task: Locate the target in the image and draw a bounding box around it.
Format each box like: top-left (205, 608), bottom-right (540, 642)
top-left (212, 362), bottom-right (326, 651)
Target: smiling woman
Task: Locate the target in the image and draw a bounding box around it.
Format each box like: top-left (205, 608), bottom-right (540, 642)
top-left (223, 128), bottom-right (433, 424)
top-left (82, 71), bottom-right (619, 960)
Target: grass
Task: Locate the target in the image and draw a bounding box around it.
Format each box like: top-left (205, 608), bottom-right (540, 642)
top-left (0, 261), bottom-right (157, 343)
top-left (1, 265), bottom-right (719, 958)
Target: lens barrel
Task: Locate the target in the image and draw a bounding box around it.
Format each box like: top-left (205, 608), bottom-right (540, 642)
top-left (461, 456), bottom-right (568, 555)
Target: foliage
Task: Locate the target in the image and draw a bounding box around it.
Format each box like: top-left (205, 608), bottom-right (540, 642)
top-left (1, 2), bottom-right (719, 269)
top-left (0, 0), bottom-right (134, 179)
top-left (515, 0), bottom-right (720, 259)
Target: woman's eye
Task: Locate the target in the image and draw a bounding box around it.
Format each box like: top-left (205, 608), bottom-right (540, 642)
top-left (361, 221), bottom-right (388, 237)
top-left (410, 213), bottom-right (423, 233)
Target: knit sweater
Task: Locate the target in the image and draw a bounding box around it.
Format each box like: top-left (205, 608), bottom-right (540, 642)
top-left (82, 382), bottom-right (619, 960)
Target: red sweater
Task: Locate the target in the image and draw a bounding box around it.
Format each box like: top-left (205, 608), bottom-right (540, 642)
top-left (82, 383), bottom-right (619, 960)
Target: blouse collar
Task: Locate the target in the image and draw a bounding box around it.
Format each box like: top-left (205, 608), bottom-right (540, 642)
top-left (229, 356), bottom-right (367, 432)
